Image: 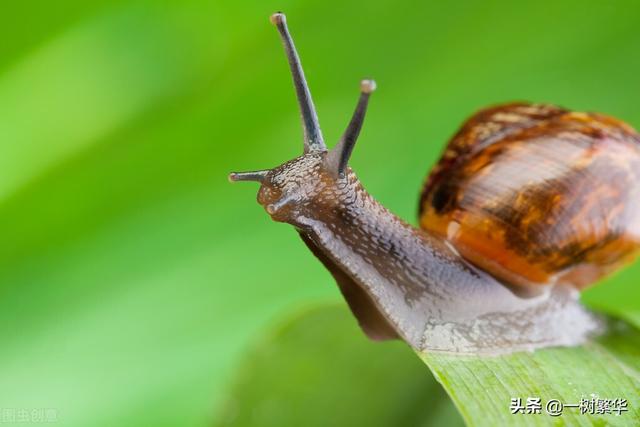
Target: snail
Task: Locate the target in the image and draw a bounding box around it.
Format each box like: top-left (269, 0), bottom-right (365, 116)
top-left (229, 13), bottom-right (640, 354)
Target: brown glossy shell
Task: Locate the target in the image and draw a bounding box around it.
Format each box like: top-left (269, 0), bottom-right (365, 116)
top-left (419, 102), bottom-right (640, 290)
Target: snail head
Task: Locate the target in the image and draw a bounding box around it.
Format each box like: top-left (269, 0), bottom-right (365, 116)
top-left (229, 12), bottom-right (375, 224)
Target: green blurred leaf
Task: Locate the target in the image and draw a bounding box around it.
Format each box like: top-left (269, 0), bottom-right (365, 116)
top-left (0, 8), bottom-right (194, 200)
top-left (216, 304), bottom-right (464, 427)
top-left (218, 305), bottom-right (640, 427)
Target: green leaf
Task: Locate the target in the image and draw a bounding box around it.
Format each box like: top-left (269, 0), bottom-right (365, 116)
top-left (217, 305), bottom-right (640, 427)
top-left (216, 304), bottom-right (464, 427)
top-left (422, 319), bottom-right (640, 426)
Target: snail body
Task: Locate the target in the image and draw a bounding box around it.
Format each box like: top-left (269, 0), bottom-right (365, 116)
top-left (230, 13), bottom-right (640, 354)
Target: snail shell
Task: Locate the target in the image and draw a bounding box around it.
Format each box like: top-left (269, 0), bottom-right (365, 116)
top-left (419, 102), bottom-right (640, 291)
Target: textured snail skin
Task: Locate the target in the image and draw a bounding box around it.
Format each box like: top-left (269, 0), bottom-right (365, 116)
top-left (255, 153), bottom-right (601, 354)
top-left (420, 102), bottom-right (640, 291)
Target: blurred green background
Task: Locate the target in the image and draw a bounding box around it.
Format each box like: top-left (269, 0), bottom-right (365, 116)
top-left (1, 1), bottom-right (640, 426)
